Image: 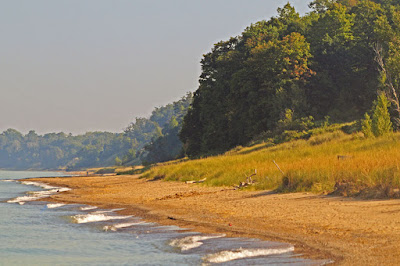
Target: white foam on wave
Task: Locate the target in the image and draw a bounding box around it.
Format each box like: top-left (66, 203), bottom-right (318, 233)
top-left (204, 246), bottom-right (295, 263)
top-left (170, 234), bottom-right (225, 251)
top-left (8, 190), bottom-right (54, 204)
top-left (93, 208), bottom-right (125, 214)
top-left (72, 213), bottom-right (132, 224)
top-left (2, 179), bottom-right (15, 182)
top-left (80, 206), bottom-right (98, 211)
top-left (47, 203), bottom-right (66, 209)
top-left (7, 183), bottom-right (70, 205)
top-left (103, 221), bottom-right (146, 231)
top-left (21, 181), bottom-right (58, 190)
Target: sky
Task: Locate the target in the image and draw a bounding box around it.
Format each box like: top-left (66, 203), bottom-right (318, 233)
top-left (0, 0), bottom-right (310, 135)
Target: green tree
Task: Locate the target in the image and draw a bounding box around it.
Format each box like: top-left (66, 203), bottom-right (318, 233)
top-left (114, 156), bottom-right (122, 166)
top-left (362, 112), bottom-right (374, 138)
top-left (309, 0), bottom-right (336, 13)
top-left (372, 93), bottom-right (393, 136)
top-left (181, 4), bottom-right (315, 157)
top-left (306, 3), bottom-right (357, 118)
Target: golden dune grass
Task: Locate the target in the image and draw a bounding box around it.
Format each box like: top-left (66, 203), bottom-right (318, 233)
top-left (145, 130), bottom-right (400, 196)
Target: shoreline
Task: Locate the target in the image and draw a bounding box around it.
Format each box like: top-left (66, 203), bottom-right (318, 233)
top-left (26, 174), bottom-right (400, 265)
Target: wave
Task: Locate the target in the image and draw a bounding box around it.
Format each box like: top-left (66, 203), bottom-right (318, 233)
top-left (7, 195), bottom-right (37, 205)
top-left (103, 221), bottom-right (146, 231)
top-left (170, 234), bottom-right (225, 251)
top-left (80, 206), bottom-right (98, 211)
top-left (203, 246), bottom-right (295, 263)
top-left (47, 203), bottom-right (66, 209)
top-left (2, 179), bottom-right (15, 182)
top-left (8, 190), bottom-right (54, 204)
top-left (20, 181), bottom-right (59, 190)
top-left (7, 185), bottom-right (70, 205)
top-left (72, 213), bottom-right (132, 224)
top-left (93, 208), bottom-right (125, 214)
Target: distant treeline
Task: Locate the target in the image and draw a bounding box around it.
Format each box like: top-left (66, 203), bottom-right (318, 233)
top-left (0, 93), bottom-right (192, 170)
top-left (180, 0), bottom-right (400, 156)
top-left (4, 0), bottom-right (400, 169)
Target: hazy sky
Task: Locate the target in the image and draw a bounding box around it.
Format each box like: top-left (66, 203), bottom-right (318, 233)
top-left (0, 0), bottom-right (310, 135)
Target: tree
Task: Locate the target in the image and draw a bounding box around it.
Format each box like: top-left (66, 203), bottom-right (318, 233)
top-left (306, 3), bottom-right (357, 118)
top-left (114, 156), bottom-right (122, 166)
top-left (375, 42), bottom-right (400, 127)
top-left (309, 0), bottom-right (336, 13)
top-left (180, 5), bottom-right (316, 157)
top-left (362, 113), bottom-right (374, 138)
top-left (372, 93), bottom-right (393, 136)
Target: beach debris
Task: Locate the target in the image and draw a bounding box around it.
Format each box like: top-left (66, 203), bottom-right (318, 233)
top-left (273, 160), bottom-right (285, 175)
top-left (337, 155), bottom-right (353, 160)
top-left (185, 178), bottom-right (207, 184)
top-left (168, 216), bottom-right (177, 220)
top-left (234, 169), bottom-right (257, 189)
top-left (156, 190), bottom-right (216, 200)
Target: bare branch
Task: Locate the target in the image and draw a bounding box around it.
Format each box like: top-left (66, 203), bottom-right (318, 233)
top-left (374, 43), bottom-right (400, 127)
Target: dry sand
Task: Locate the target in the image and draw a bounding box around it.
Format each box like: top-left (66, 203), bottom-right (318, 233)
top-left (27, 174), bottom-right (400, 265)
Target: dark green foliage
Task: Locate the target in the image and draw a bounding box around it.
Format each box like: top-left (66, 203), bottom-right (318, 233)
top-left (124, 118), bottom-right (162, 148)
top-left (180, 0), bottom-right (400, 158)
top-left (122, 92), bottom-right (193, 165)
top-left (142, 126), bottom-right (183, 165)
top-left (181, 4), bottom-right (314, 157)
top-left (149, 93), bottom-right (193, 128)
top-left (142, 93), bottom-right (193, 164)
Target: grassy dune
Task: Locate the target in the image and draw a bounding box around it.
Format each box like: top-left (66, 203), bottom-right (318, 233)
top-left (144, 125), bottom-right (400, 198)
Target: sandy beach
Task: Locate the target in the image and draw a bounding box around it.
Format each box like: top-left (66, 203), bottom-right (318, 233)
top-left (27, 174), bottom-right (400, 265)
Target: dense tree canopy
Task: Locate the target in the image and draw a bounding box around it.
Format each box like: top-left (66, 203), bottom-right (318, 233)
top-left (180, 0), bottom-right (400, 157)
top-left (141, 93), bottom-right (193, 164)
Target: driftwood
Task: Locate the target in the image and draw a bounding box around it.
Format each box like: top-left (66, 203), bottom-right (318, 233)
top-left (374, 43), bottom-right (400, 127)
top-left (273, 160), bottom-right (285, 175)
top-left (337, 155), bottom-right (353, 160)
top-left (234, 170), bottom-right (257, 189)
top-left (185, 178), bottom-right (207, 184)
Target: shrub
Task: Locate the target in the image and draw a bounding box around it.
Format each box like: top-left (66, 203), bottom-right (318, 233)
top-left (115, 156), bottom-right (122, 166)
top-left (362, 113), bottom-right (374, 138)
top-left (372, 93), bottom-right (393, 137)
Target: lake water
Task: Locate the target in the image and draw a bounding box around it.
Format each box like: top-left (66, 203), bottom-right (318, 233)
top-left (0, 170), bottom-right (329, 265)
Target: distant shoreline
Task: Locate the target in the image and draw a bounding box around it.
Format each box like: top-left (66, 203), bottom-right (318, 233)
top-left (0, 169), bottom-right (86, 179)
top-left (27, 174), bottom-right (400, 265)
top-left (0, 169), bottom-right (65, 172)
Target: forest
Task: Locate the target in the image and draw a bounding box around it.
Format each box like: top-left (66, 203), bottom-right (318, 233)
top-left (180, 0), bottom-right (400, 156)
top-left (0, 93), bottom-right (192, 170)
top-left (2, 0), bottom-right (400, 170)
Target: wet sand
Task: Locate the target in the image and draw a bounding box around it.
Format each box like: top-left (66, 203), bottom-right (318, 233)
top-left (28, 174), bottom-right (400, 265)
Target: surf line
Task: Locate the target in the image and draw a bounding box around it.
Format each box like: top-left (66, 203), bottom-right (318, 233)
top-left (7, 181), bottom-right (70, 205)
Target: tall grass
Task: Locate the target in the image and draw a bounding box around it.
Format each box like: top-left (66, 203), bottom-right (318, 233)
top-left (143, 126), bottom-right (400, 198)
